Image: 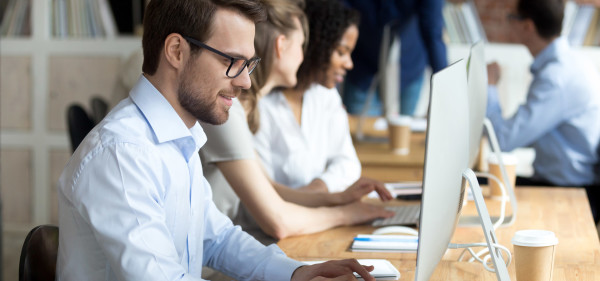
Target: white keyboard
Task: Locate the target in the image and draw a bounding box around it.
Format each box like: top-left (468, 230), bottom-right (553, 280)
top-left (372, 205), bottom-right (421, 227)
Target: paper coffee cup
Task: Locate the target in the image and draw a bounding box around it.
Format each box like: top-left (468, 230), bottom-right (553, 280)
top-left (512, 230), bottom-right (558, 281)
top-left (487, 153), bottom-right (517, 199)
top-left (388, 115), bottom-right (412, 155)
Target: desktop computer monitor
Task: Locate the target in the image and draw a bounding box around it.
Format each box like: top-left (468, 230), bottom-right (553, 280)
top-left (415, 52), bottom-right (510, 281)
top-left (461, 41), bottom-right (519, 227)
top-left (415, 59), bottom-right (470, 281)
top-left (466, 41), bottom-right (487, 168)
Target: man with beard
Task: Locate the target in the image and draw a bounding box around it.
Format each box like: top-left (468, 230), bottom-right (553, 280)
top-left (56, 0), bottom-right (375, 280)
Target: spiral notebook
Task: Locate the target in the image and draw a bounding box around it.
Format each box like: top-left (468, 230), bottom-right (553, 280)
top-left (351, 234), bottom-right (418, 252)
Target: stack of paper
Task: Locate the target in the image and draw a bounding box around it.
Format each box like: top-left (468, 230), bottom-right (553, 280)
top-left (303, 259), bottom-right (400, 280)
top-left (351, 234), bottom-right (418, 252)
top-left (368, 182), bottom-right (422, 199)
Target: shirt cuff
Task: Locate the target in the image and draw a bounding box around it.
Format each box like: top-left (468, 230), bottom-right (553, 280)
top-left (318, 175), bottom-right (346, 193)
top-left (486, 85), bottom-right (502, 117)
top-left (263, 244), bottom-right (306, 281)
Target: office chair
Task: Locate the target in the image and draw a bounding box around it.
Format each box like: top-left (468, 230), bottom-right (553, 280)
top-left (67, 103), bottom-right (96, 153)
top-left (19, 225), bottom-right (59, 281)
top-left (90, 96), bottom-right (109, 124)
top-left (588, 145), bottom-right (600, 224)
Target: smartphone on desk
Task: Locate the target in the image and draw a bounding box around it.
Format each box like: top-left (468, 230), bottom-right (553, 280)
top-left (368, 181), bottom-right (422, 199)
top-left (396, 194), bottom-right (422, 201)
top-left (386, 181), bottom-right (422, 200)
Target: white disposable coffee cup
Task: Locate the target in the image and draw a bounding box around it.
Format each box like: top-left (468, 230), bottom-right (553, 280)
top-left (487, 153), bottom-right (518, 199)
top-left (512, 230), bottom-right (558, 281)
top-left (388, 115), bottom-right (412, 155)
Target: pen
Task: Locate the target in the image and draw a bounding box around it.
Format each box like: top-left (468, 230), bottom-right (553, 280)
top-left (354, 237), bottom-right (418, 243)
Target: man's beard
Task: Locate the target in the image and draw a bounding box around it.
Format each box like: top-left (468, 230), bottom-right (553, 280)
top-left (177, 68), bottom-right (234, 125)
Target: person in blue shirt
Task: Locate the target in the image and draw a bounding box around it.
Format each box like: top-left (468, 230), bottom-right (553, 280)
top-left (486, 0), bottom-right (600, 221)
top-left (56, 0), bottom-right (377, 280)
top-left (341, 0), bottom-right (447, 116)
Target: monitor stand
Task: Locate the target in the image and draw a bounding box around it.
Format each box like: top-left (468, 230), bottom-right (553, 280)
top-left (459, 118), bottom-right (518, 227)
top-left (355, 73), bottom-right (380, 142)
top-left (461, 169), bottom-right (511, 281)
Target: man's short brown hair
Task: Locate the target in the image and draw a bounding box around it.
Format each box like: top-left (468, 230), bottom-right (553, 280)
top-left (142, 0), bottom-right (266, 75)
top-left (517, 0), bottom-right (563, 39)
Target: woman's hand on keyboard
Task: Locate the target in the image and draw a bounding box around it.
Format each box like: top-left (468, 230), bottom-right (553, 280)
top-left (333, 177), bottom-right (394, 205)
top-left (340, 201), bottom-right (395, 225)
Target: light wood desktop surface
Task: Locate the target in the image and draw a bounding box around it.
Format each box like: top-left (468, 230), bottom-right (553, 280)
top-left (348, 115), bottom-right (426, 182)
top-left (278, 187), bottom-right (600, 280)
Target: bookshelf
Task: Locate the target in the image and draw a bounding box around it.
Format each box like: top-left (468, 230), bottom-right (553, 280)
top-left (0, 0), bottom-right (142, 230)
top-left (443, 0), bottom-right (487, 44)
top-left (563, 1), bottom-right (600, 46)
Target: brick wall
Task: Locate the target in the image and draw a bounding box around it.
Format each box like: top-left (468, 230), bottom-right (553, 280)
top-left (473, 0), bottom-right (519, 43)
top-left (469, 0), bottom-right (600, 43)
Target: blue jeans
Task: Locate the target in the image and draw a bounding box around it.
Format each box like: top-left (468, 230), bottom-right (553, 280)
top-left (342, 74), bottom-right (424, 116)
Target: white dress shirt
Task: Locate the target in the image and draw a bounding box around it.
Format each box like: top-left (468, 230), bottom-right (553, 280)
top-left (487, 37), bottom-right (600, 186)
top-left (57, 76), bottom-right (303, 281)
top-left (254, 83), bottom-right (361, 192)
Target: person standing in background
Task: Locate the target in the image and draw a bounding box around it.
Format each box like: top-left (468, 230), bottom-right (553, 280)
top-left (342, 0), bottom-right (447, 116)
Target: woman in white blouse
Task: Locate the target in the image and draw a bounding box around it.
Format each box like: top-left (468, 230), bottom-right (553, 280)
top-left (254, 0), bottom-right (366, 194)
top-left (199, 0), bottom-right (393, 245)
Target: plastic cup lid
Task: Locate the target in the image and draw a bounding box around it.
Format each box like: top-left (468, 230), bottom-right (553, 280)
top-left (512, 230), bottom-right (559, 247)
top-left (488, 153), bottom-right (518, 165)
top-left (387, 115), bottom-right (412, 126)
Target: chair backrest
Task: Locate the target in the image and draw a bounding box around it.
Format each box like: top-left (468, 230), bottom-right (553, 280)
top-left (67, 104), bottom-right (95, 153)
top-left (90, 96), bottom-right (109, 124)
top-left (19, 225), bottom-right (59, 281)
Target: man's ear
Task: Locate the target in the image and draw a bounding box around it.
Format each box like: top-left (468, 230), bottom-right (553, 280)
top-left (524, 18), bottom-right (537, 34)
top-left (275, 34), bottom-right (287, 59)
top-left (163, 33), bottom-right (186, 71)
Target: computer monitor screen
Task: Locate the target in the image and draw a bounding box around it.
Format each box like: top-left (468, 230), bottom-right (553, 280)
top-left (460, 41), bottom-right (518, 228)
top-left (415, 59), bottom-right (469, 281)
top-left (466, 41), bottom-right (488, 168)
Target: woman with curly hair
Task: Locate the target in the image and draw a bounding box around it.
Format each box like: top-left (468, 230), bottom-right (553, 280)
top-left (254, 0), bottom-right (366, 194)
top-left (199, 0), bottom-right (392, 248)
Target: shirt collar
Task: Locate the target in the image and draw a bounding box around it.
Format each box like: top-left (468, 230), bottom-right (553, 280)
top-left (531, 37), bottom-right (568, 74)
top-left (129, 75), bottom-right (207, 151)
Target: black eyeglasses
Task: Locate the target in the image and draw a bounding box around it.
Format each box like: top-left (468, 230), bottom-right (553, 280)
top-left (507, 13), bottom-right (525, 21)
top-left (183, 35), bottom-right (261, 78)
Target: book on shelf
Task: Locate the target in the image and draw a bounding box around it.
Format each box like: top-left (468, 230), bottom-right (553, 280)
top-left (53, 0), bottom-right (117, 38)
top-left (0, 0), bottom-right (31, 37)
top-left (584, 9), bottom-right (599, 46)
top-left (442, 4), bottom-right (460, 44)
top-left (98, 0), bottom-right (117, 37)
top-left (442, 0), bottom-right (487, 44)
top-left (563, 1), bottom-right (600, 46)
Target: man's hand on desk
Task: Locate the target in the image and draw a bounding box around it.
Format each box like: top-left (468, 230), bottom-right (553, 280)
top-left (334, 177), bottom-right (394, 205)
top-left (487, 62), bottom-right (501, 86)
top-left (291, 259), bottom-right (375, 281)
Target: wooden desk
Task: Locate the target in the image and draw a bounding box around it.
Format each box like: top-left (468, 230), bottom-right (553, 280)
top-left (278, 188), bottom-right (600, 280)
top-left (348, 115), bottom-right (427, 182)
